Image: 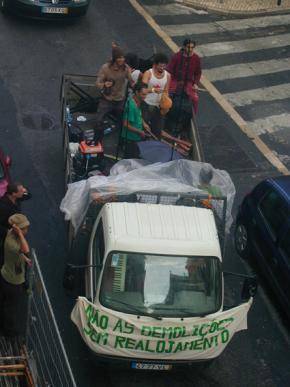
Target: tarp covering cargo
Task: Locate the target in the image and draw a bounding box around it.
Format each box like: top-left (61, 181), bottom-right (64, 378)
top-left (60, 159), bottom-right (235, 233)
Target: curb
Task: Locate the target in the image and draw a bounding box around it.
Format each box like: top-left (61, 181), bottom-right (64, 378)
top-left (177, 0), bottom-right (290, 16)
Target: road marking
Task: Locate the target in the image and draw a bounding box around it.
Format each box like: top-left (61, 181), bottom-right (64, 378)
top-left (224, 83), bottom-right (290, 107)
top-left (204, 57), bottom-right (290, 81)
top-left (144, 3), bottom-right (208, 16)
top-left (162, 14), bottom-right (290, 36)
top-left (129, 0), bottom-right (290, 175)
top-left (198, 33), bottom-right (290, 57)
top-left (248, 113), bottom-right (290, 135)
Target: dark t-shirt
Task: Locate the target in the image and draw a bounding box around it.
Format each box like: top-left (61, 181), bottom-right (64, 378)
top-left (0, 192), bottom-right (31, 240)
top-left (0, 195), bottom-right (19, 239)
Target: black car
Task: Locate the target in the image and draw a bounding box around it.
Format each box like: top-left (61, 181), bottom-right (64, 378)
top-left (1, 0), bottom-right (90, 18)
top-left (234, 176), bottom-right (290, 316)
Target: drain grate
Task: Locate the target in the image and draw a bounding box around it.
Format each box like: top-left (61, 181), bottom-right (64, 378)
top-left (20, 109), bottom-right (57, 131)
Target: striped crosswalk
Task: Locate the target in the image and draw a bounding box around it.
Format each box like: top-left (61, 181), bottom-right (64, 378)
top-left (143, 2), bottom-right (290, 146)
top-left (162, 14), bottom-right (290, 36)
top-left (204, 58), bottom-right (290, 82)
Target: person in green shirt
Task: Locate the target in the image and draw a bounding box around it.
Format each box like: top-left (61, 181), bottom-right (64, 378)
top-left (0, 213), bottom-right (31, 336)
top-left (198, 165), bottom-right (222, 197)
top-left (121, 82), bottom-right (151, 158)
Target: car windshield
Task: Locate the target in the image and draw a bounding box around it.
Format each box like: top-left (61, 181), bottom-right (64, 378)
top-left (99, 253), bottom-right (222, 318)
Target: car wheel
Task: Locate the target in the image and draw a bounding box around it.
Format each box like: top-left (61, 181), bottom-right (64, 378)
top-left (235, 220), bottom-right (251, 259)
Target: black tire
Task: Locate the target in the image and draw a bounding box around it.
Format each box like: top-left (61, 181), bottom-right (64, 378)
top-left (234, 219), bottom-right (251, 259)
top-left (0, 0), bottom-right (6, 13)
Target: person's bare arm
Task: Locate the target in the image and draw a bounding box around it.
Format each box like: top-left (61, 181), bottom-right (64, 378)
top-left (142, 70), bottom-right (152, 91)
top-left (12, 225), bottom-right (32, 266)
top-left (123, 120), bottom-right (146, 139)
top-left (12, 225), bottom-right (29, 254)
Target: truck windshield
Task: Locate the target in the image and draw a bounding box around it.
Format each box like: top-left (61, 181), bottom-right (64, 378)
top-left (99, 253), bottom-right (222, 318)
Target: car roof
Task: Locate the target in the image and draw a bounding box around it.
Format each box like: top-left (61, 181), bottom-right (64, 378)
top-left (102, 202), bottom-right (222, 259)
top-left (269, 176), bottom-right (290, 201)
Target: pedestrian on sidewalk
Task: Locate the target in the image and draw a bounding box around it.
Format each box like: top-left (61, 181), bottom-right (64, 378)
top-left (167, 39), bottom-right (202, 113)
top-left (0, 214), bottom-right (31, 337)
top-left (0, 183), bottom-right (31, 266)
top-left (142, 53), bottom-right (171, 138)
top-left (95, 45), bottom-right (133, 141)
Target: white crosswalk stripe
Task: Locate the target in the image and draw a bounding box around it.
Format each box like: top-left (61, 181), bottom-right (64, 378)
top-left (197, 33), bottom-right (290, 57)
top-left (224, 83), bottom-right (290, 107)
top-left (248, 113), bottom-right (290, 135)
top-left (162, 14), bottom-right (290, 37)
top-left (144, 5), bottom-right (290, 137)
top-left (204, 57), bottom-right (290, 81)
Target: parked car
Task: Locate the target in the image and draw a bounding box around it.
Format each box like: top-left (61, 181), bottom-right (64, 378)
top-left (0, 0), bottom-right (90, 18)
top-left (234, 176), bottom-right (290, 316)
top-left (0, 148), bottom-right (11, 198)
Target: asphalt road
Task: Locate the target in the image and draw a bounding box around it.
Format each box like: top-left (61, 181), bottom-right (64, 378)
top-left (0, 1), bottom-right (290, 386)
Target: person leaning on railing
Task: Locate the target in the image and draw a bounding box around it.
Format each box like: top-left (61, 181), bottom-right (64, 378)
top-left (0, 214), bottom-right (31, 337)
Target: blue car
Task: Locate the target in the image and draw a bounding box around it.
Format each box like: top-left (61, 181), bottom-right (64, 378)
top-left (0, 0), bottom-right (90, 18)
top-left (234, 176), bottom-right (290, 316)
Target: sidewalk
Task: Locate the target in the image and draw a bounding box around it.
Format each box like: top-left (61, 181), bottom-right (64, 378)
top-left (177, 0), bottom-right (290, 15)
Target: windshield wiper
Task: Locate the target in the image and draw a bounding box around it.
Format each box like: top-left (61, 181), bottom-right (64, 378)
top-left (108, 298), bottom-right (162, 320)
top-left (153, 306), bottom-right (208, 318)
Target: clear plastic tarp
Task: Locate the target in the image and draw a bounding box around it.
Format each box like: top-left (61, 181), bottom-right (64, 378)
top-left (60, 159), bottom-right (235, 233)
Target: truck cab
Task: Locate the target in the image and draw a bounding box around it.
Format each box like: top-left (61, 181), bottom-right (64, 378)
top-left (87, 201), bottom-right (222, 319)
top-left (67, 192), bottom-right (256, 368)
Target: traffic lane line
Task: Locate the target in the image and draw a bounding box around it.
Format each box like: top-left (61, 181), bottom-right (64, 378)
top-left (129, 0), bottom-right (290, 176)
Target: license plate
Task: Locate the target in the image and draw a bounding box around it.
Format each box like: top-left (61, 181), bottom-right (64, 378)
top-left (42, 7), bottom-right (68, 14)
top-left (131, 362), bottom-right (172, 370)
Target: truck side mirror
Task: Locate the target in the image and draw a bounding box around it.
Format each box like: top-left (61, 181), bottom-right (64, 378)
top-left (241, 277), bottom-right (257, 300)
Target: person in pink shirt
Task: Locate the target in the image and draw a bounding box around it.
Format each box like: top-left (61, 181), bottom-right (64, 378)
top-left (167, 39), bottom-right (202, 113)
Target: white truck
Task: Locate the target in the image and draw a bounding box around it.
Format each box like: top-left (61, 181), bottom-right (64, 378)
top-left (63, 187), bottom-right (256, 370)
top-left (60, 73), bottom-right (256, 370)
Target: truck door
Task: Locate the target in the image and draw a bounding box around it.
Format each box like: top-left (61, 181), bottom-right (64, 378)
top-left (88, 219), bottom-right (105, 302)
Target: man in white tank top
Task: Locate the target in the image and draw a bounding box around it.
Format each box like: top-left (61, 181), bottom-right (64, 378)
top-left (142, 53), bottom-right (171, 138)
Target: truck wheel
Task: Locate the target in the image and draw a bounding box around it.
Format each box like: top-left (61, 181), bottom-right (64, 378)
top-left (234, 220), bottom-right (251, 259)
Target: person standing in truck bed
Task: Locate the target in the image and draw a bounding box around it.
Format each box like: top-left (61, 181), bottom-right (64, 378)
top-left (167, 39), bottom-right (202, 113)
top-left (95, 46), bottom-right (133, 141)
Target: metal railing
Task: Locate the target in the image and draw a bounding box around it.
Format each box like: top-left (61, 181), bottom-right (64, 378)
top-left (25, 250), bottom-right (77, 387)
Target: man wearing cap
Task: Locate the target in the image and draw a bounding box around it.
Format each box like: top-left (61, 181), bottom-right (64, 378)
top-left (0, 182), bottom-right (31, 266)
top-left (95, 46), bottom-right (133, 141)
top-left (0, 213), bottom-right (31, 336)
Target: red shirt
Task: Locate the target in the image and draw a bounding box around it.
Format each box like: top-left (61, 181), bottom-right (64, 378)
top-left (167, 50), bottom-right (202, 84)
